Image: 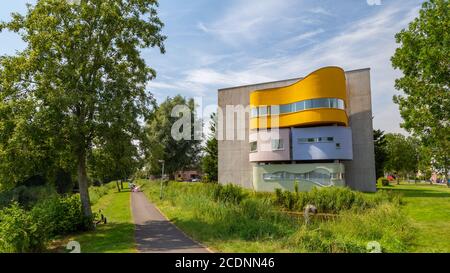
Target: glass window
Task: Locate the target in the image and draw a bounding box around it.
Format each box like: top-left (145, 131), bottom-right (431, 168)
top-left (335, 143), bottom-right (341, 149)
top-left (250, 107), bottom-right (258, 118)
top-left (327, 137), bottom-right (334, 142)
top-left (307, 138), bottom-right (315, 142)
top-left (294, 101), bottom-right (304, 112)
top-left (329, 98), bottom-right (338, 108)
top-left (338, 99), bottom-right (345, 109)
top-left (250, 141), bottom-right (257, 152)
top-left (271, 139), bottom-right (284, 150)
top-left (270, 105), bottom-right (280, 116)
top-left (312, 98), bottom-right (329, 108)
top-left (280, 104), bottom-right (292, 114)
top-left (298, 138), bottom-right (307, 143)
top-left (304, 100), bottom-right (313, 109)
top-left (258, 106), bottom-right (268, 116)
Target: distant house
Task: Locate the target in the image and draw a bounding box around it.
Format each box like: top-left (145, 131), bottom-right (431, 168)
top-left (175, 170), bottom-right (202, 181)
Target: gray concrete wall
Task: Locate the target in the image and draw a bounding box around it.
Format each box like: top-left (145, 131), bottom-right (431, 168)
top-left (218, 69), bottom-right (376, 192)
top-left (343, 69), bottom-right (377, 192)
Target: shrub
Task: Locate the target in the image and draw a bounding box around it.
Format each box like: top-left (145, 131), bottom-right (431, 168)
top-left (0, 185), bottom-right (57, 209)
top-left (212, 184), bottom-right (246, 205)
top-left (273, 186), bottom-right (400, 213)
top-left (31, 195), bottom-right (91, 236)
top-left (0, 203), bottom-right (47, 253)
top-left (377, 177), bottom-right (387, 187)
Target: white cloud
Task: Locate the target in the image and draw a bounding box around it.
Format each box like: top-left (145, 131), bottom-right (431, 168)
top-left (197, 0), bottom-right (299, 46)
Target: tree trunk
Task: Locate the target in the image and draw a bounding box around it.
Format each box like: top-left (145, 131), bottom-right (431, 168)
top-left (78, 151), bottom-right (92, 218)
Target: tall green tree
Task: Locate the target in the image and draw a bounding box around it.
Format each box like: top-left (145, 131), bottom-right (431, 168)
top-left (146, 95), bottom-right (201, 178)
top-left (384, 134), bottom-right (419, 182)
top-left (0, 0), bottom-right (165, 217)
top-left (373, 129), bottom-right (387, 179)
top-left (391, 0), bottom-right (449, 186)
top-left (202, 112), bottom-right (218, 182)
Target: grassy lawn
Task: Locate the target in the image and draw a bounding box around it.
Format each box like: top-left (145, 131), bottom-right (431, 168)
top-left (55, 185), bottom-right (136, 253)
top-left (379, 182), bottom-right (450, 253)
top-left (139, 180), bottom-right (414, 253)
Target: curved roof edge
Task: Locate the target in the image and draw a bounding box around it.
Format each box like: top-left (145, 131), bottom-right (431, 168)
top-left (218, 67), bottom-right (370, 92)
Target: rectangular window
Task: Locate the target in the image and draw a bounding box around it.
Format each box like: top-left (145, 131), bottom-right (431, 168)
top-left (270, 105), bottom-right (280, 116)
top-left (312, 98), bottom-right (329, 108)
top-left (329, 98), bottom-right (338, 108)
top-left (308, 138), bottom-right (315, 142)
top-left (294, 101), bottom-right (304, 112)
top-left (250, 141), bottom-right (257, 152)
top-left (250, 107), bottom-right (258, 118)
top-left (327, 137), bottom-right (334, 142)
top-left (304, 100), bottom-right (313, 109)
top-left (338, 99), bottom-right (345, 109)
top-left (280, 104), bottom-right (292, 114)
top-left (336, 143), bottom-right (341, 149)
top-left (258, 106), bottom-right (268, 116)
top-left (271, 139), bottom-right (284, 151)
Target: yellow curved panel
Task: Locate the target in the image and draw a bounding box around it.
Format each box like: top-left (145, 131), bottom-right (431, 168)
top-left (250, 109), bottom-right (348, 129)
top-left (250, 66), bottom-right (347, 105)
top-left (249, 66), bottom-right (348, 129)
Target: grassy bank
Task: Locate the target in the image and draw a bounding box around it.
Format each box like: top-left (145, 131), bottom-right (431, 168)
top-left (380, 182), bottom-right (450, 252)
top-left (55, 183), bottom-right (135, 253)
top-left (140, 180), bottom-right (414, 253)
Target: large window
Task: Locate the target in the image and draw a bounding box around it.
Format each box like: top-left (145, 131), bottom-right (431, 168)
top-left (250, 98), bottom-right (345, 118)
top-left (280, 104), bottom-right (292, 114)
top-left (250, 107), bottom-right (258, 118)
top-left (250, 141), bottom-right (258, 152)
top-left (258, 106), bottom-right (268, 116)
top-left (271, 139), bottom-right (284, 151)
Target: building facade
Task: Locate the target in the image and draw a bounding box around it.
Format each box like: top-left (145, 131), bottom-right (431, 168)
top-left (218, 67), bottom-right (376, 192)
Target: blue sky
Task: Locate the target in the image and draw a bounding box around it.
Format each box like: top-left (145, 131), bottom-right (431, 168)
top-left (0, 0), bottom-right (425, 133)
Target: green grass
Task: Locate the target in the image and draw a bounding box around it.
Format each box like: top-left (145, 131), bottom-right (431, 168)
top-left (379, 182), bottom-right (450, 253)
top-left (58, 184), bottom-right (136, 253)
top-left (139, 180), bottom-right (414, 253)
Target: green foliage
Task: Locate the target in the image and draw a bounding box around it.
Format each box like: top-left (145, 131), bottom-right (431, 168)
top-left (0, 193), bottom-right (93, 253)
top-left (0, 203), bottom-right (47, 253)
top-left (0, 0), bottom-right (166, 215)
top-left (31, 195), bottom-right (91, 236)
top-left (374, 129), bottom-right (387, 178)
top-left (391, 0), bottom-right (449, 182)
top-left (146, 95), bottom-right (202, 177)
top-left (89, 182), bottom-right (117, 205)
top-left (384, 134), bottom-right (419, 178)
top-left (202, 113), bottom-right (218, 182)
top-left (290, 204), bottom-right (414, 253)
top-left (273, 186), bottom-right (400, 213)
top-left (0, 185), bottom-right (57, 209)
top-left (377, 177), bottom-right (390, 187)
top-left (141, 181), bottom-right (413, 253)
top-left (212, 184), bottom-right (246, 205)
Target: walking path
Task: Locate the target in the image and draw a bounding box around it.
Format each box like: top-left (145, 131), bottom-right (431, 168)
top-left (131, 191), bottom-right (210, 253)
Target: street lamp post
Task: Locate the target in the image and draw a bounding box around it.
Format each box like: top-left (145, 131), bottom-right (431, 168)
top-left (158, 160), bottom-right (165, 200)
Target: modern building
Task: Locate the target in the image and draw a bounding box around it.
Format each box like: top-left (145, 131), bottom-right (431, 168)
top-left (218, 66), bottom-right (376, 192)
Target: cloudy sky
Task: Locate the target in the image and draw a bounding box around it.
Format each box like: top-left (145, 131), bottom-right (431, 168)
top-left (0, 0), bottom-right (425, 133)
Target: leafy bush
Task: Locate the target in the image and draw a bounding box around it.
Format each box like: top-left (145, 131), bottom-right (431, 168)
top-left (212, 184), bottom-right (246, 205)
top-left (31, 195), bottom-right (91, 236)
top-left (0, 203), bottom-right (47, 253)
top-left (377, 177), bottom-right (390, 187)
top-left (0, 185), bottom-right (57, 209)
top-left (273, 186), bottom-right (400, 213)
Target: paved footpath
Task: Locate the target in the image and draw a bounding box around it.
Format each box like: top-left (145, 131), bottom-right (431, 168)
top-left (131, 191), bottom-right (210, 253)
